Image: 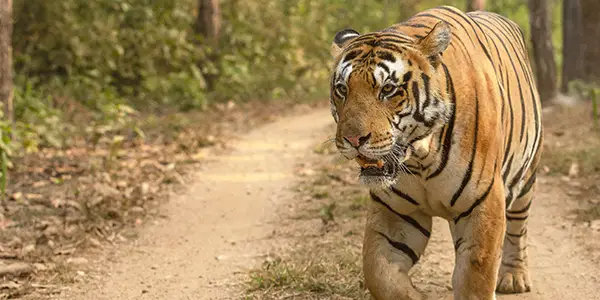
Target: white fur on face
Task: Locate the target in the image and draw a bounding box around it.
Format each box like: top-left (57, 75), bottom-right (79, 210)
top-left (336, 61), bottom-right (354, 82)
top-left (373, 59), bottom-right (407, 86)
top-left (330, 61), bottom-right (354, 123)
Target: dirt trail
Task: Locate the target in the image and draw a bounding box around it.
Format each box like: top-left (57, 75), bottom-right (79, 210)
top-left (58, 108), bottom-right (600, 300)
top-left (59, 109), bottom-right (332, 300)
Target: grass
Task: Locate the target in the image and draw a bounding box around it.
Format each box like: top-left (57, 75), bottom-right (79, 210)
top-left (247, 242), bottom-right (365, 300)
top-left (542, 145), bottom-right (600, 176)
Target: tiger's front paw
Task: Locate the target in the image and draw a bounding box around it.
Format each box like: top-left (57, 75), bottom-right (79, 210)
top-left (496, 266), bottom-right (531, 294)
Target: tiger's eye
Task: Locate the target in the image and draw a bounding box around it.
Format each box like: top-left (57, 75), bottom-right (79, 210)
top-left (382, 84), bottom-right (394, 93)
top-left (381, 83), bottom-right (396, 97)
top-left (335, 84), bottom-right (348, 96)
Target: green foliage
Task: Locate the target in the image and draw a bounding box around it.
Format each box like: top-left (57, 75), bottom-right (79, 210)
top-left (13, 0), bottom-right (206, 109)
top-left (0, 123), bottom-right (12, 203)
top-left (13, 79), bottom-right (71, 151)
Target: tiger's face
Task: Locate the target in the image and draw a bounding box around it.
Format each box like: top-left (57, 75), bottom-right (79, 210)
top-left (329, 22), bottom-right (452, 187)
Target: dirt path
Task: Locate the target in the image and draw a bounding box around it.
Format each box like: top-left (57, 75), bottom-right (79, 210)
top-left (56, 108), bottom-right (600, 300)
top-left (58, 109), bottom-right (332, 300)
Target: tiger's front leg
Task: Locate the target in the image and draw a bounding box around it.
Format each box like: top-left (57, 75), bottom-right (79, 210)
top-left (363, 194), bottom-right (432, 300)
top-left (450, 180), bottom-right (505, 300)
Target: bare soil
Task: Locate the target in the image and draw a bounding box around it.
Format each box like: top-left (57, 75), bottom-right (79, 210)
top-left (15, 102), bottom-right (600, 300)
top-left (49, 109), bottom-right (334, 299)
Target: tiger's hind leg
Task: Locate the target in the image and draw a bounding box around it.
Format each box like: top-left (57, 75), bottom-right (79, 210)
top-left (363, 193), bottom-right (431, 300)
top-left (496, 173), bottom-right (536, 294)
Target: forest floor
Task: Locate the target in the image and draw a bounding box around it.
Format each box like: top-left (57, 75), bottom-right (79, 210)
top-left (2, 99), bottom-right (600, 300)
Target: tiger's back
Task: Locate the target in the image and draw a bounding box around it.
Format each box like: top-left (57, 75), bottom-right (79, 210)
top-left (393, 7), bottom-right (542, 211)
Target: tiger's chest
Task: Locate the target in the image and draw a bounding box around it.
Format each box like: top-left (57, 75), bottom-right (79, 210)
top-left (370, 166), bottom-right (469, 220)
top-left (369, 136), bottom-right (490, 221)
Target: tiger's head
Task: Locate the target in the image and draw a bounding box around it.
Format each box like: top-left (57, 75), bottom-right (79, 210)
top-left (329, 22), bottom-right (453, 187)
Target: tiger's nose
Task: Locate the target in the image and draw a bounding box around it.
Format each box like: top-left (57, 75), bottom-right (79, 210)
top-left (344, 133), bottom-right (371, 148)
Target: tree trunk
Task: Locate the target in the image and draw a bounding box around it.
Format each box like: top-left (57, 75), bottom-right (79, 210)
top-left (528, 0), bottom-right (557, 103)
top-left (561, 0), bottom-right (584, 93)
top-left (0, 0), bottom-right (13, 131)
top-left (195, 0), bottom-right (221, 90)
top-left (195, 0), bottom-right (221, 44)
top-left (581, 0), bottom-right (600, 83)
top-left (466, 0), bottom-right (486, 11)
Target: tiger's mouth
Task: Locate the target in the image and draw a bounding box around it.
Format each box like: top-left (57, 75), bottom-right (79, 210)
top-left (353, 146), bottom-right (412, 187)
top-left (355, 154), bottom-right (396, 178)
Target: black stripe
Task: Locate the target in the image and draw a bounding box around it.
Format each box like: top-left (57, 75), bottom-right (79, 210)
top-left (517, 172), bottom-right (537, 198)
top-left (403, 23), bottom-right (431, 29)
top-left (376, 51), bottom-right (396, 62)
top-left (502, 155), bottom-right (514, 183)
top-left (377, 43), bottom-right (406, 53)
top-left (506, 229), bottom-right (527, 238)
top-left (488, 14), bottom-right (541, 157)
top-left (421, 73), bottom-right (432, 108)
top-left (473, 15), bottom-right (531, 145)
top-left (470, 16), bottom-right (506, 79)
top-left (411, 81), bottom-right (421, 117)
top-left (507, 200), bottom-right (532, 215)
top-left (343, 50), bottom-right (362, 62)
top-left (506, 163), bottom-right (528, 203)
top-left (427, 63), bottom-right (455, 180)
top-left (450, 92), bottom-right (479, 207)
top-left (506, 215), bottom-right (528, 221)
top-left (379, 38), bottom-right (412, 45)
top-left (436, 7), bottom-right (495, 66)
top-left (454, 162), bottom-right (497, 224)
top-left (377, 62), bottom-right (390, 74)
top-left (371, 192), bottom-right (430, 238)
top-left (412, 74), bottom-right (436, 127)
top-left (402, 71), bottom-right (413, 83)
top-left (454, 237), bottom-right (464, 251)
top-left (379, 233), bottom-right (419, 264)
top-left (501, 75), bottom-right (515, 169)
top-left (390, 186), bottom-right (419, 206)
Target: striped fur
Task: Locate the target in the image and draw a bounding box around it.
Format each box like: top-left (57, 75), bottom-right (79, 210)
top-left (329, 6), bottom-right (542, 300)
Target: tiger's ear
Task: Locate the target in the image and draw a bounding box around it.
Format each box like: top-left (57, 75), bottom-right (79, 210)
top-left (331, 28), bottom-right (360, 58)
top-left (417, 21), bottom-right (451, 65)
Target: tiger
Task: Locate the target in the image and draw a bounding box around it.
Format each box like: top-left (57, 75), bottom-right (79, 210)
top-left (328, 6), bottom-right (542, 300)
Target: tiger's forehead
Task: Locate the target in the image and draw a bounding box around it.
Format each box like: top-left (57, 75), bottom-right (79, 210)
top-left (334, 47), bottom-right (410, 87)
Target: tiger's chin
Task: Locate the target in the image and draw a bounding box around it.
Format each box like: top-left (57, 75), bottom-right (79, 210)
top-left (358, 163), bottom-right (399, 188)
top-left (359, 171), bottom-right (398, 188)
